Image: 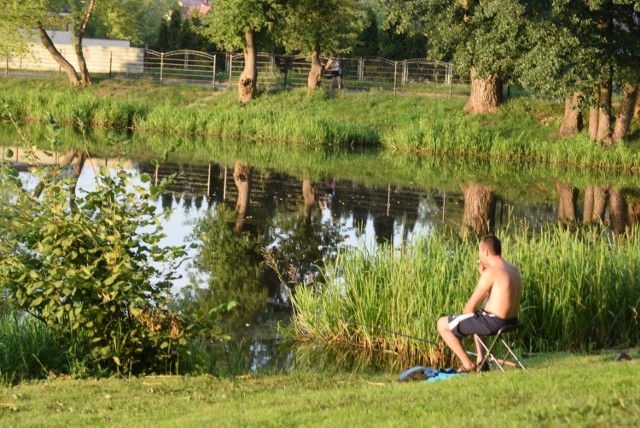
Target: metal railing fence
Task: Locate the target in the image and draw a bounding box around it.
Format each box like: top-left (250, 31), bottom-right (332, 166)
top-left (5, 48), bottom-right (468, 94)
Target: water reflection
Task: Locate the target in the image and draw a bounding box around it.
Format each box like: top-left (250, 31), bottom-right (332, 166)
top-left (5, 145), bottom-right (640, 371)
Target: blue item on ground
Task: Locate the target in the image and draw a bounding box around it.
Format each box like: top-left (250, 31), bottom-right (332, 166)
top-left (399, 366), bottom-right (466, 382)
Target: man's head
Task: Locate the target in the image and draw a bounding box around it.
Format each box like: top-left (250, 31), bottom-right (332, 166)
top-left (479, 235), bottom-right (502, 263)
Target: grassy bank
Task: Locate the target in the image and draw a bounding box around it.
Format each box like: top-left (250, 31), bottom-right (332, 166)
top-left (2, 77), bottom-right (640, 171)
top-left (290, 226), bottom-right (640, 371)
top-left (0, 351), bottom-right (638, 427)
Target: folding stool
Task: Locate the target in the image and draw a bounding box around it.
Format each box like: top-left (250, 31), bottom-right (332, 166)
top-left (474, 323), bottom-right (526, 372)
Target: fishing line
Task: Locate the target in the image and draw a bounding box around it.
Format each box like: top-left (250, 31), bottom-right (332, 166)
top-left (188, 289), bottom-right (442, 348)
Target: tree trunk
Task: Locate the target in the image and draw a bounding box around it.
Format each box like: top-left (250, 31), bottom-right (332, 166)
top-left (69, 151), bottom-right (88, 211)
top-left (307, 41), bottom-right (323, 93)
top-left (627, 202), bottom-right (640, 228)
top-left (558, 92), bottom-right (583, 137)
top-left (597, 78), bottom-right (612, 144)
top-left (588, 105), bottom-right (599, 141)
top-left (463, 69), bottom-right (499, 114)
top-left (36, 23), bottom-right (80, 86)
top-left (612, 83), bottom-right (638, 143)
top-left (238, 30), bottom-right (257, 104)
top-left (556, 181), bottom-right (578, 222)
top-left (583, 186), bottom-right (594, 223)
top-left (592, 185), bottom-right (608, 222)
top-left (634, 91), bottom-right (640, 118)
top-left (33, 150), bottom-right (78, 198)
top-left (73, 0), bottom-right (95, 86)
top-left (302, 177), bottom-right (316, 225)
top-left (461, 184), bottom-right (495, 236)
top-left (233, 161), bottom-right (251, 232)
top-left (608, 187), bottom-right (627, 235)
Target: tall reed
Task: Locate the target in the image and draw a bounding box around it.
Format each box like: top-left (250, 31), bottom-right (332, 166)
top-left (0, 312), bottom-right (67, 383)
top-left (289, 226), bottom-right (640, 371)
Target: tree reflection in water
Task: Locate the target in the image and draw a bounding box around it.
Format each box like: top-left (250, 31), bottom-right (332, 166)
top-left (177, 167), bottom-right (342, 371)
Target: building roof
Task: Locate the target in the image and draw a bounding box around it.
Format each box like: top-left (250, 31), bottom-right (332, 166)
top-left (187, 5), bottom-right (212, 15)
top-left (44, 30), bottom-right (130, 47)
top-left (179, 0), bottom-right (208, 6)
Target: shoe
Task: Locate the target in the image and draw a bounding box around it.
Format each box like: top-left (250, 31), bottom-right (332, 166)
top-left (478, 363), bottom-right (491, 372)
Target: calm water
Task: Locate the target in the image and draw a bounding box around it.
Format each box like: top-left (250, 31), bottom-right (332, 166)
top-left (5, 140), bottom-right (640, 371)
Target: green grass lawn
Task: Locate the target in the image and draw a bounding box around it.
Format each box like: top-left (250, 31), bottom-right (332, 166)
top-left (1, 351), bottom-right (638, 427)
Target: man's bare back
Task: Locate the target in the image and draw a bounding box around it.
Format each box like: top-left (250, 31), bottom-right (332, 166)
top-left (481, 260), bottom-right (522, 319)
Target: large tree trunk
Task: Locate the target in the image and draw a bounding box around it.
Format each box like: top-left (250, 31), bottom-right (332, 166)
top-left (583, 186), bottom-right (594, 223)
top-left (36, 23), bottom-right (80, 86)
top-left (233, 161), bottom-right (251, 232)
top-left (302, 176), bottom-right (316, 225)
top-left (558, 92), bottom-right (583, 137)
top-left (73, 0), bottom-right (95, 86)
top-left (612, 83), bottom-right (638, 143)
top-left (238, 30), bottom-right (258, 104)
top-left (464, 69), bottom-right (500, 114)
top-left (597, 79), bottom-right (613, 144)
top-left (461, 184), bottom-right (495, 236)
top-left (307, 41), bottom-right (323, 93)
top-left (592, 185), bottom-right (608, 222)
top-left (556, 181), bottom-right (578, 222)
top-left (608, 187), bottom-right (627, 235)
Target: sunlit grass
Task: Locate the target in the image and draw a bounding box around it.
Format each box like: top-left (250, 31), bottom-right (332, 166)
top-left (0, 351), bottom-right (638, 426)
top-left (2, 76), bottom-right (639, 171)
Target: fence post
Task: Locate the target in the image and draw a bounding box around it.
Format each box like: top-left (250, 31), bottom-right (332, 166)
top-left (393, 61), bottom-right (397, 94)
top-left (228, 53), bottom-right (233, 82)
top-left (160, 52), bottom-right (164, 80)
top-left (402, 60), bottom-right (408, 85)
top-left (358, 58), bottom-right (364, 81)
top-left (109, 51), bottom-right (113, 78)
top-left (212, 55), bottom-right (216, 88)
top-left (5, 56), bottom-right (8, 75)
top-left (448, 63), bottom-right (453, 96)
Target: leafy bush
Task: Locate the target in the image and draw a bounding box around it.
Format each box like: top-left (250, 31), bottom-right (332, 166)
top-left (0, 117), bottom-right (188, 376)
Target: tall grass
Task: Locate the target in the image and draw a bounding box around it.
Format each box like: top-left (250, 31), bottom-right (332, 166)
top-left (0, 312), bottom-right (68, 384)
top-left (289, 226), bottom-right (640, 371)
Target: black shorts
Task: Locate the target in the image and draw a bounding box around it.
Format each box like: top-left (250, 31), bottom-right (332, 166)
top-left (331, 71), bottom-right (340, 78)
top-left (448, 310), bottom-right (518, 339)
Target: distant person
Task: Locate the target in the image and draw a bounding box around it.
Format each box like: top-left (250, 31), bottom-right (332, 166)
top-left (326, 55), bottom-right (342, 90)
top-left (436, 235), bottom-right (522, 372)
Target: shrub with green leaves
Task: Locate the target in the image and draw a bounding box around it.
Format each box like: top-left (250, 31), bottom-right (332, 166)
top-left (0, 144), bottom-right (188, 376)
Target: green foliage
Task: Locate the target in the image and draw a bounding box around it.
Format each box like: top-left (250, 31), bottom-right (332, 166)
top-left (277, 0), bottom-right (363, 56)
top-left (198, 0), bottom-right (282, 52)
top-left (353, 7), bottom-right (380, 57)
top-left (0, 113), bottom-right (188, 376)
top-left (0, 0), bottom-right (58, 56)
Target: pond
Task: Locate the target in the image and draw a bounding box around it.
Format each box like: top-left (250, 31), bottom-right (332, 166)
top-left (3, 128), bottom-right (640, 372)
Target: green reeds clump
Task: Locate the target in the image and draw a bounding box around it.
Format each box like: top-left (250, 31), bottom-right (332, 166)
top-left (289, 226), bottom-right (640, 371)
top-left (0, 312), bottom-right (68, 384)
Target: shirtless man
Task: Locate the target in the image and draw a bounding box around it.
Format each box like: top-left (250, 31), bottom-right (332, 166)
top-left (437, 235), bottom-right (522, 372)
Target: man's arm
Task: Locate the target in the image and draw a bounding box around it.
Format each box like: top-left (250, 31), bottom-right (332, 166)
top-left (462, 270), bottom-right (494, 314)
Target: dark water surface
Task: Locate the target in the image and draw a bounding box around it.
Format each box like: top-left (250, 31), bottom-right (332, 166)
top-left (4, 135), bottom-right (640, 371)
